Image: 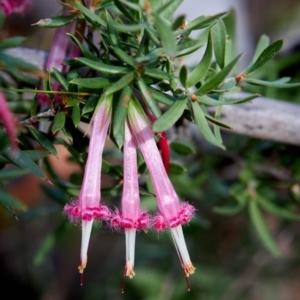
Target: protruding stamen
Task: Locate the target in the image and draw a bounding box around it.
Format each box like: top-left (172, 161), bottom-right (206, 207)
top-left (125, 229), bottom-right (136, 278)
top-left (170, 225), bottom-right (195, 277)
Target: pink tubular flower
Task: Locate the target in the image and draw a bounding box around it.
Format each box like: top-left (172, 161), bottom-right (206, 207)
top-left (64, 95), bottom-right (112, 275)
top-left (38, 10), bottom-right (74, 108)
top-left (127, 101), bottom-right (195, 278)
top-left (111, 122), bottom-right (149, 280)
top-left (0, 0), bottom-right (32, 16)
top-left (0, 90), bottom-right (17, 150)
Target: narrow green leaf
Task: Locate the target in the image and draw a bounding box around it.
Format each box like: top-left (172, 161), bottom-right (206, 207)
top-left (52, 68), bottom-right (68, 91)
top-left (192, 101), bottom-right (225, 149)
top-left (212, 19), bottom-right (226, 68)
top-left (0, 169), bottom-right (27, 180)
top-left (114, 0), bottom-right (138, 23)
top-left (152, 95), bottom-right (188, 132)
top-left (176, 39), bottom-right (204, 57)
top-left (243, 77), bottom-right (300, 88)
top-left (73, 3), bottom-right (106, 27)
top-left (257, 196), bottom-right (300, 221)
top-left (51, 112), bottom-right (66, 134)
top-left (183, 12), bottom-right (227, 32)
top-left (249, 200), bottom-right (281, 257)
top-left (0, 187), bottom-right (26, 209)
top-left (213, 203), bottom-right (245, 216)
top-left (112, 87), bottom-right (132, 149)
top-left (82, 95), bottom-right (99, 115)
top-left (137, 77), bottom-right (161, 118)
top-left (102, 159), bottom-right (122, 178)
top-left (169, 162), bottom-right (187, 175)
top-left (224, 94), bottom-right (260, 104)
top-left (106, 11), bottom-right (120, 47)
top-left (179, 65), bottom-right (188, 87)
top-left (112, 47), bottom-right (137, 67)
top-left (144, 68), bottom-right (173, 81)
top-left (70, 77), bottom-right (113, 89)
top-left (75, 57), bottom-right (129, 75)
top-left (186, 32), bottom-right (213, 87)
top-left (23, 150), bottom-right (49, 161)
top-left (170, 142), bottom-right (195, 156)
top-left (27, 126), bottom-right (57, 156)
top-left (33, 15), bottom-right (75, 28)
top-left (195, 54), bottom-right (242, 95)
top-left (0, 36), bottom-right (26, 49)
top-left (33, 233), bottom-right (56, 265)
top-left (160, 0), bottom-right (184, 20)
top-left (2, 147), bottom-right (46, 179)
top-left (72, 103), bottom-right (81, 127)
top-left (205, 113), bottom-right (231, 129)
top-left (67, 33), bottom-right (97, 61)
top-left (148, 87), bottom-right (175, 106)
top-left (105, 71), bottom-right (135, 95)
top-left (153, 14), bottom-right (176, 56)
top-left (251, 35), bottom-right (270, 63)
top-left (245, 40), bottom-right (283, 75)
top-left (172, 15), bottom-right (185, 30)
top-left (31, 92), bottom-right (38, 116)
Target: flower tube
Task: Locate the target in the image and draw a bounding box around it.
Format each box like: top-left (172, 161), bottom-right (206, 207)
top-left (127, 101), bottom-right (195, 278)
top-left (110, 121), bottom-right (149, 280)
top-left (0, 90), bottom-right (17, 150)
top-left (64, 95), bottom-right (112, 275)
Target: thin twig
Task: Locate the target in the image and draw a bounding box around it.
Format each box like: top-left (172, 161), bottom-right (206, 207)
top-left (20, 108), bottom-right (56, 126)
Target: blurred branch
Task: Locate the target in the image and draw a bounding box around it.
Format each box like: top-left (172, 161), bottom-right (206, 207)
top-left (7, 47), bottom-right (300, 146)
top-left (21, 108), bottom-right (56, 125)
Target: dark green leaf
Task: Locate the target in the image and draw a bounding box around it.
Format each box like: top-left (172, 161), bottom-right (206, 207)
top-left (172, 15), bottom-right (185, 30)
top-left (33, 15), bottom-right (75, 28)
top-left (112, 87), bottom-right (132, 149)
top-left (257, 196), bottom-right (300, 221)
top-left (205, 113), bottom-right (231, 129)
top-left (212, 19), bottom-right (226, 68)
top-left (31, 93), bottom-right (38, 116)
top-left (67, 33), bottom-right (97, 61)
top-left (195, 54), bottom-right (242, 95)
top-left (102, 159), bottom-right (122, 178)
top-left (153, 14), bottom-right (176, 56)
top-left (70, 77), bottom-right (113, 89)
top-left (106, 11), bottom-right (120, 47)
top-left (112, 47), bottom-right (137, 67)
top-left (0, 37), bottom-right (26, 49)
top-left (170, 142), bottom-right (195, 156)
top-left (169, 162), bottom-right (187, 175)
top-left (243, 77), bottom-right (300, 88)
top-left (106, 71), bottom-right (135, 95)
top-left (186, 32), bottom-right (213, 87)
top-left (192, 101), bottom-right (225, 149)
top-left (213, 203), bottom-right (245, 216)
top-left (176, 39), bottom-right (204, 57)
top-left (152, 95), bottom-right (188, 132)
top-left (51, 112), bottom-right (66, 134)
top-left (72, 103), bottom-right (81, 127)
top-left (148, 87), bottom-right (175, 106)
top-left (52, 68), bottom-right (68, 91)
top-left (0, 169), bottom-right (27, 180)
top-left (73, 3), bottom-right (106, 27)
top-left (249, 200), bottom-right (281, 257)
top-left (0, 187), bottom-right (26, 209)
top-left (75, 57), bottom-right (129, 75)
top-left (82, 95), bottom-right (99, 115)
top-left (144, 68), bottom-right (173, 81)
top-left (245, 40), bottom-right (283, 75)
top-left (27, 126), bottom-right (57, 156)
top-left (251, 35), bottom-right (270, 63)
top-left (179, 65), bottom-right (188, 87)
top-left (2, 147), bottom-right (46, 179)
top-left (137, 77), bottom-right (161, 118)
top-left (183, 12), bottom-right (227, 32)
top-left (160, 0), bottom-right (184, 20)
